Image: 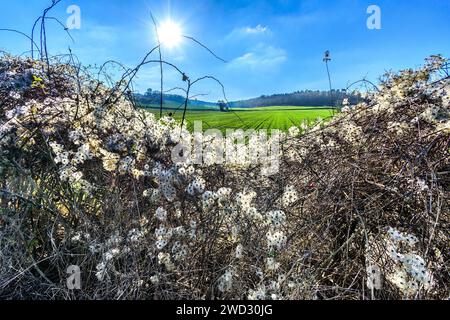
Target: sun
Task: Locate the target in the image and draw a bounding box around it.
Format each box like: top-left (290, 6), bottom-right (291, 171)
top-left (158, 19), bottom-right (183, 48)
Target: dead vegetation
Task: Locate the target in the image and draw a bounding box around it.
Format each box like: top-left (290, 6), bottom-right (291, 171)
top-left (0, 53), bottom-right (448, 300)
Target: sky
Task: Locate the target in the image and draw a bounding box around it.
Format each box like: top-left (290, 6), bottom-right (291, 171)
top-left (0, 0), bottom-right (449, 101)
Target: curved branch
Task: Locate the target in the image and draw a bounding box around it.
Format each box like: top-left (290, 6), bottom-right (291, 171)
top-left (346, 79), bottom-right (380, 92)
top-left (0, 29), bottom-right (41, 56)
top-left (184, 36), bottom-right (227, 63)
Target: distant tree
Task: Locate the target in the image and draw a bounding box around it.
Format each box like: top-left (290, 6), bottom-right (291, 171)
top-left (145, 88), bottom-right (153, 97)
top-left (218, 100), bottom-right (229, 112)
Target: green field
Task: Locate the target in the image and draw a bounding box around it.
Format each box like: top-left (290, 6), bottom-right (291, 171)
top-left (147, 106), bottom-right (334, 131)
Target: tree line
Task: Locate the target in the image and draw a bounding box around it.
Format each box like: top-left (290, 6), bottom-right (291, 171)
top-left (228, 89), bottom-right (362, 108)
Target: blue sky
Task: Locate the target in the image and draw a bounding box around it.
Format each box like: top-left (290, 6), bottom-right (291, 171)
top-left (1, 0), bottom-right (449, 101)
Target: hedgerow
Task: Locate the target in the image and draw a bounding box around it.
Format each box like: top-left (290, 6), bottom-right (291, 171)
top-left (0, 54), bottom-right (448, 300)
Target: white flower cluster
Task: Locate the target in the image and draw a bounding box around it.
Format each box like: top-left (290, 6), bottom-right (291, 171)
top-left (366, 227), bottom-right (434, 296)
top-left (281, 185), bottom-right (298, 208)
top-left (340, 122), bottom-right (363, 143)
top-left (202, 191), bottom-right (217, 210)
top-left (288, 126), bottom-right (300, 137)
top-left (94, 232), bottom-right (124, 281)
top-left (155, 225), bottom-right (171, 250)
top-left (235, 244), bottom-right (244, 259)
top-left (218, 268), bottom-right (234, 293)
top-left (235, 191), bottom-right (257, 213)
top-left (266, 257), bottom-right (280, 271)
top-left (409, 178), bottom-right (429, 193)
top-left (171, 241), bottom-right (188, 261)
top-left (158, 252), bottom-right (175, 271)
top-left (153, 164), bottom-right (178, 202)
top-left (155, 207), bottom-right (168, 222)
top-left (128, 228), bottom-right (146, 243)
top-left (266, 210), bottom-right (286, 228)
top-left (387, 121), bottom-right (410, 136)
top-left (266, 230), bottom-right (287, 250)
top-left (247, 285), bottom-right (266, 300)
top-left (187, 176), bottom-right (206, 195)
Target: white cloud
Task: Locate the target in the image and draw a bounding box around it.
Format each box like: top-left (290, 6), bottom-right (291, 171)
top-left (227, 25), bottom-right (272, 39)
top-left (244, 25), bottom-right (270, 35)
top-left (229, 45), bottom-right (287, 69)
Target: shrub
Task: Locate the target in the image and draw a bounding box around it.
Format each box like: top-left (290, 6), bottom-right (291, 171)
top-left (0, 54), bottom-right (448, 300)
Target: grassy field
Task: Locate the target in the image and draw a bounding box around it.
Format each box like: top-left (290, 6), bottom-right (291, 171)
top-left (147, 106), bottom-right (334, 131)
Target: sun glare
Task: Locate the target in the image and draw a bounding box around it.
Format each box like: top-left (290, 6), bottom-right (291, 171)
top-left (158, 19), bottom-right (183, 48)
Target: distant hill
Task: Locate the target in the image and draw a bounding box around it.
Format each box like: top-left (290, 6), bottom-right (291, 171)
top-left (135, 91), bottom-right (218, 111)
top-left (135, 88), bottom-right (362, 111)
